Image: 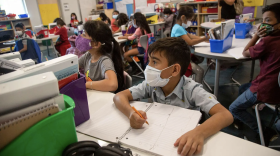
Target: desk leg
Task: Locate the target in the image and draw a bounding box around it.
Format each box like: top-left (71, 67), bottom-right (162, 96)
top-left (161, 24), bottom-right (163, 38)
top-left (250, 60), bottom-right (255, 82)
top-left (51, 40), bottom-right (58, 58)
top-left (47, 43), bottom-right (50, 56)
top-left (214, 59), bottom-right (221, 97)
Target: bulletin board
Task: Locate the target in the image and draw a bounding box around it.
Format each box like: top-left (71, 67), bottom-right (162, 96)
top-left (37, 0), bottom-right (60, 25)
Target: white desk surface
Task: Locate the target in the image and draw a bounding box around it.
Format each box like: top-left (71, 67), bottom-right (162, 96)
top-left (32, 35), bottom-right (59, 41)
top-left (77, 90), bottom-right (280, 156)
top-left (194, 36), bottom-right (251, 60)
top-left (113, 32), bottom-right (122, 36)
top-left (148, 22), bottom-right (165, 26)
top-left (3, 41), bottom-right (15, 45)
top-left (114, 36), bottom-right (128, 44)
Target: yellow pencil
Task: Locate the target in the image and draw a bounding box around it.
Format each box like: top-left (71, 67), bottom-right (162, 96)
top-left (132, 106), bottom-right (149, 125)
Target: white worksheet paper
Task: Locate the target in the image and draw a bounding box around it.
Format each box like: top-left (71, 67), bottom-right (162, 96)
top-left (228, 47), bottom-right (249, 59)
top-left (120, 103), bottom-right (201, 156)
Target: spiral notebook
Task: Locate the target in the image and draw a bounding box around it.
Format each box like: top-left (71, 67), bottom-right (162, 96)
top-left (0, 104), bottom-right (59, 149)
top-left (76, 102), bottom-right (202, 156)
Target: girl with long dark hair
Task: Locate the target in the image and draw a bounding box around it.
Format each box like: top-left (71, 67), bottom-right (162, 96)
top-left (77, 21), bottom-right (125, 93)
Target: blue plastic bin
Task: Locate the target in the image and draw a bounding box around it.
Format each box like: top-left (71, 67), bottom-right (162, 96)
top-left (235, 23), bottom-right (252, 39)
top-left (210, 28), bottom-right (234, 53)
top-left (18, 14), bottom-right (28, 18)
top-left (104, 2), bottom-right (113, 9)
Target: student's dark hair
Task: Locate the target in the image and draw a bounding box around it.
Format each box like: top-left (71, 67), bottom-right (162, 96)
top-left (133, 12), bottom-right (151, 34)
top-left (53, 18), bottom-right (61, 23)
top-left (15, 22), bottom-right (24, 29)
top-left (113, 10), bottom-right (119, 14)
top-left (84, 20), bottom-right (124, 93)
top-left (262, 3), bottom-right (280, 23)
top-left (171, 6), bottom-right (194, 33)
top-left (163, 8), bottom-right (173, 15)
top-left (117, 13), bottom-right (129, 27)
top-left (99, 13), bottom-right (111, 24)
top-left (71, 13), bottom-right (78, 20)
top-left (148, 37), bottom-right (191, 76)
top-left (56, 18), bottom-right (66, 26)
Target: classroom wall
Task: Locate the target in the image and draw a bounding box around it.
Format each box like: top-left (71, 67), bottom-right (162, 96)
top-left (59, 0), bottom-right (82, 25)
top-left (25, 0), bottom-right (42, 29)
top-left (256, 0), bottom-right (279, 19)
top-left (79, 0), bottom-right (97, 21)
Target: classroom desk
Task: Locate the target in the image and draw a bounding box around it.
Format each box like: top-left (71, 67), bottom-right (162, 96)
top-left (114, 36), bottom-right (128, 44)
top-left (77, 90), bottom-right (280, 156)
top-left (194, 36), bottom-right (254, 97)
top-left (33, 35), bottom-right (59, 57)
top-left (148, 22), bottom-right (165, 38)
top-left (3, 41), bottom-right (15, 52)
top-left (113, 32), bottom-right (122, 36)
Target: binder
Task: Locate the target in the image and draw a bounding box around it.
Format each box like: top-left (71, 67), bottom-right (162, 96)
top-left (0, 104), bottom-right (60, 149)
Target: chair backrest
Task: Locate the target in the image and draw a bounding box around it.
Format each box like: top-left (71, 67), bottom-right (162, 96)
top-left (123, 71), bottom-right (132, 89)
top-left (139, 35), bottom-right (148, 51)
top-left (15, 39), bottom-right (41, 63)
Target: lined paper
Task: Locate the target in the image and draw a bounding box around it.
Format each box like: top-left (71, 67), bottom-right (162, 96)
top-left (120, 102), bottom-right (201, 156)
top-left (76, 101), bottom-right (151, 143)
top-left (228, 47), bottom-right (249, 59)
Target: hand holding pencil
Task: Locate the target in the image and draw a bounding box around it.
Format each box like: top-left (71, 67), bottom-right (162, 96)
top-left (129, 106), bottom-right (149, 129)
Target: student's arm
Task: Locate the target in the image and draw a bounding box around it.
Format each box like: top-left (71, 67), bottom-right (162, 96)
top-left (113, 81), bottom-right (150, 128)
top-left (19, 44), bottom-right (28, 53)
top-left (175, 104), bottom-right (233, 156)
top-left (174, 87), bottom-right (233, 156)
top-left (187, 33), bottom-right (203, 39)
top-left (181, 34), bottom-right (209, 46)
top-left (243, 27), bottom-right (265, 57)
top-left (85, 70), bottom-right (118, 91)
top-left (119, 28), bottom-right (139, 40)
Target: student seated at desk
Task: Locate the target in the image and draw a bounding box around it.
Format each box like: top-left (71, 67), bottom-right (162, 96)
top-left (77, 21), bottom-right (124, 93)
top-left (70, 13), bottom-right (79, 28)
top-left (99, 13), bottom-right (111, 26)
top-left (113, 38), bottom-right (233, 156)
top-left (171, 6), bottom-right (209, 83)
top-left (14, 23), bottom-right (30, 53)
top-left (118, 12), bottom-right (151, 73)
top-left (54, 18), bottom-right (71, 56)
top-left (158, 8), bottom-right (174, 38)
top-left (229, 3), bottom-right (280, 146)
top-left (111, 10), bottom-right (120, 34)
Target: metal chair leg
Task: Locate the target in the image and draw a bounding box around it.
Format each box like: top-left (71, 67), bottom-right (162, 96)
top-left (255, 104), bottom-right (265, 146)
top-left (131, 56), bottom-right (144, 79)
top-left (203, 61), bottom-right (214, 92)
top-left (231, 64), bottom-right (242, 86)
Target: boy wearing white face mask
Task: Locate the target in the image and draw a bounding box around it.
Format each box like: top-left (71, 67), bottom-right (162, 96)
top-left (113, 38), bottom-right (233, 156)
top-left (15, 23), bottom-right (30, 53)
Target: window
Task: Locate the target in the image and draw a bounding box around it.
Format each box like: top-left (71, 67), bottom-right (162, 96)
top-left (0, 0), bottom-right (27, 16)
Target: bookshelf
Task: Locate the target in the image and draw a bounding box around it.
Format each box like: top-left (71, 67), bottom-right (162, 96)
top-left (180, 1), bottom-right (220, 36)
top-left (0, 18), bottom-right (33, 44)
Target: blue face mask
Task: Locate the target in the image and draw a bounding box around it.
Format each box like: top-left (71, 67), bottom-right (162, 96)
top-left (133, 22), bottom-right (138, 28)
top-left (113, 15), bottom-right (118, 19)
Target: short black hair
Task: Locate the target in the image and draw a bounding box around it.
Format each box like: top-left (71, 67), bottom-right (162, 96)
top-left (163, 8), bottom-right (173, 15)
top-left (176, 6), bottom-right (194, 20)
top-left (148, 37), bottom-right (191, 76)
top-left (15, 22), bottom-right (24, 29)
top-left (113, 10), bottom-right (119, 14)
top-left (262, 3), bottom-right (280, 23)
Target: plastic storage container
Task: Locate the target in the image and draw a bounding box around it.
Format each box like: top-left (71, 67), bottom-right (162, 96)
top-left (210, 28), bottom-right (234, 53)
top-left (104, 2), bottom-right (113, 9)
top-left (18, 14), bottom-right (28, 18)
top-left (0, 95), bottom-right (78, 156)
top-left (235, 23), bottom-right (252, 39)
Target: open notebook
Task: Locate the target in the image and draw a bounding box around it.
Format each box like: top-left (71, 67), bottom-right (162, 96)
top-left (76, 102), bottom-right (202, 156)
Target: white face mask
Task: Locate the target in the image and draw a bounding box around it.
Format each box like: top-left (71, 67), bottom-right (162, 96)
top-left (144, 65), bottom-right (173, 87)
top-left (15, 31), bottom-right (23, 36)
top-left (182, 21), bottom-right (192, 28)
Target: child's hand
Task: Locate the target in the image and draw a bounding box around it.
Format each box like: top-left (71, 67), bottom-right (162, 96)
top-left (118, 36), bottom-right (124, 39)
top-left (204, 35), bottom-right (210, 42)
top-left (129, 110), bottom-right (147, 129)
top-left (257, 26), bottom-right (267, 38)
top-left (174, 129), bottom-right (204, 156)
